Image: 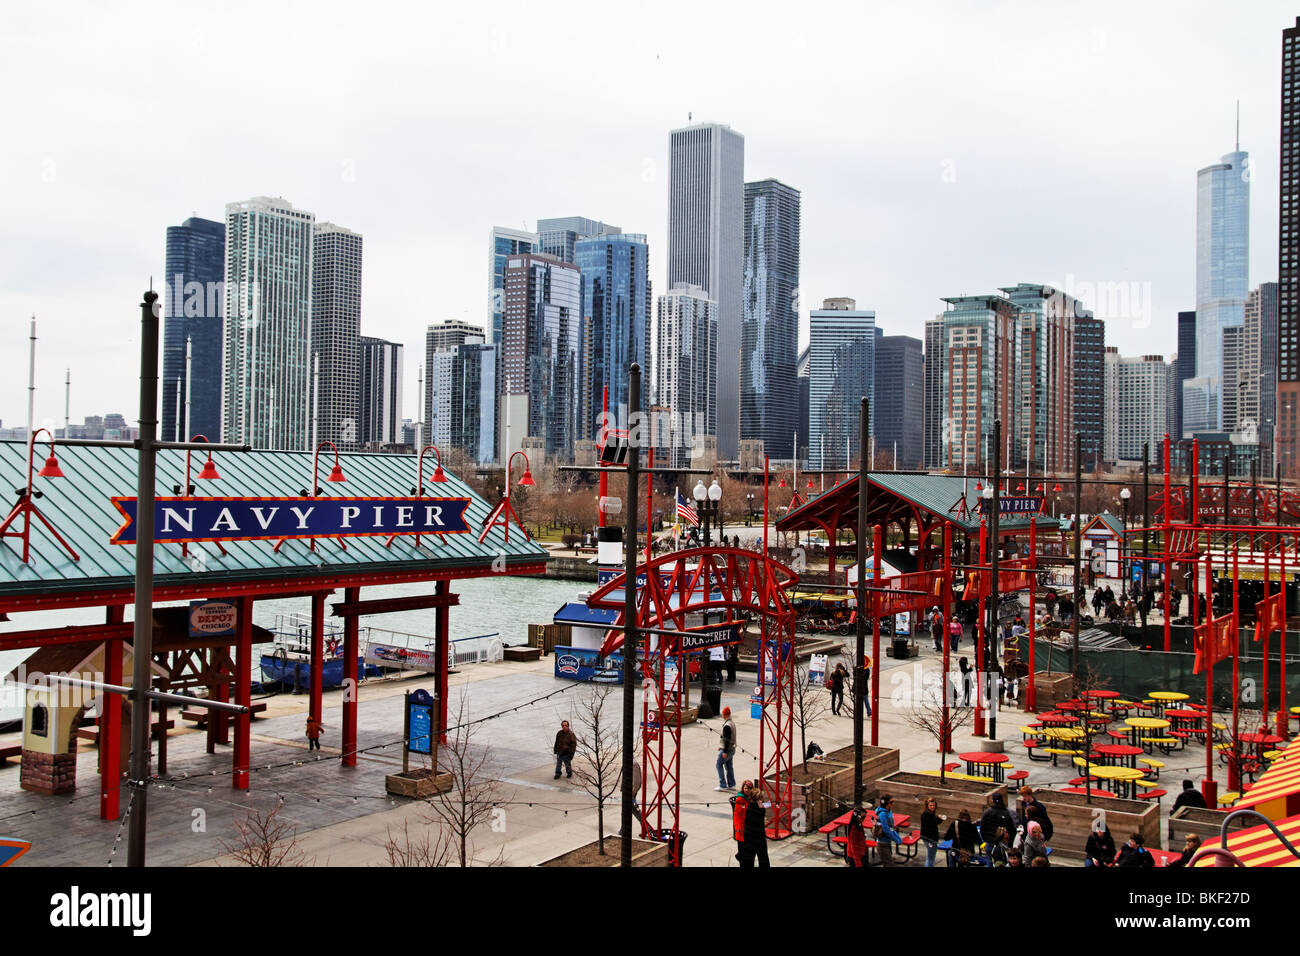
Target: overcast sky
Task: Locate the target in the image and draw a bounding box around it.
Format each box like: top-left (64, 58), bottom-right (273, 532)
top-left (1, 1), bottom-right (1294, 431)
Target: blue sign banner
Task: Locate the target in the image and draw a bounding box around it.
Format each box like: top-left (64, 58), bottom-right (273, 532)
top-left (408, 697), bottom-right (433, 755)
top-left (110, 496), bottom-right (473, 544)
top-left (977, 496), bottom-right (1044, 516)
top-left (554, 646), bottom-right (625, 683)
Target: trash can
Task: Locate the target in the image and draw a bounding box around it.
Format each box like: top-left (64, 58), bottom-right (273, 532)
top-left (892, 637), bottom-right (909, 659)
top-left (658, 828), bottom-right (687, 865)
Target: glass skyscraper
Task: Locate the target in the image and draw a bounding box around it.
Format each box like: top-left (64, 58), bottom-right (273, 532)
top-left (311, 222), bottom-right (363, 450)
top-left (874, 334), bottom-right (924, 469)
top-left (358, 336), bottom-right (403, 447)
top-left (221, 197), bottom-right (315, 450)
top-left (653, 283), bottom-right (717, 468)
top-left (1190, 147), bottom-right (1250, 431)
top-left (741, 179), bottom-right (800, 460)
top-left (488, 226), bottom-right (538, 347)
top-left (575, 233), bottom-right (650, 439)
top-left (162, 217), bottom-right (225, 443)
top-left (940, 295), bottom-right (1020, 471)
top-left (808, 298), bottom-right (874, 470)
top-left (538, 217), bottom-right (620, 264)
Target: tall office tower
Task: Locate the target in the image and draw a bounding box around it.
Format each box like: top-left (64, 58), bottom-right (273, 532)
top-left (1000, 283), bottom-right (1082, 473)
top-left (939, 295), bottom-right (1019, 472)
top-left (1108, 355), bottom-right (1169, 464)
top-left (424, 321), bottom-right (485, 447)
top-left (502, 253), bottom-right (583, 462)
top-left (809, 298), bottom-right (875, 470)
top-left (1103, 348), bottom-right (1120, 463)
top-left (1170, 311), bottom-right (1197, 439)
top-left (1222, 325), bottom-right (1244, 430)
top-left (358, 336), bottom-right (403, 447)
top-left (222, 197), bottom-right (315, 450)
top-left (1189, 139), bottom-right (1250, 431)
top-left (1245, 282), bottom-right (1279, 470)
top-left (538, 217), bottom-right (621, 263)
top-left (1281, 19), bottom-right (1300, 477)
top-left (797, 346), bottom-right (810, 463)
top-left (429, 342), bottom-right (498, 464)
top-left (740, 179), bottom-right (801, 460)
top-left (1074, 314), bottom-right (1106, 470)
top-left (668, 122), bottom-right (744, 459)
top-left (652, 283), bottom-right (717, 468)
top-left (1166, 356), bottom-right (1180, 450)
top-left (874, 334), bottom-right (924, 469)
top-left (162, 217), bottom-right (225, 442)
top-left (923, 317), bottom-right (944, 469)
top-left (311, 222), bottom-right (363, 450)
top-left (488, 227), bottom-right (538, 346)
top-left (575, 233), bottom-right (651, 439)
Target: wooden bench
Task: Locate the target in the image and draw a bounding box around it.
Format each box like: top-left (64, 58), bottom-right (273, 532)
top-left (182, 702), bottom-right (267, 726)
top-left (503, 645), bottom-right (542, 663)
top-left (77, 720), bottom-right (174, 745)
top-left (0, 744), bottom-right (21, 767)
top-left (1136, 788), bottom-right (1167, 801)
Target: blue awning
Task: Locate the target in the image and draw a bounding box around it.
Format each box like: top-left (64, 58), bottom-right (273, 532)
top-left (554, 602), bottom-right (620, 627)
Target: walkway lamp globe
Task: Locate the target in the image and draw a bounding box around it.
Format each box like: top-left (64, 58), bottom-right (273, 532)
top-left (708, 479), bottom-right (722, 503)
top-left (693, 480), bottom-right (707, 502)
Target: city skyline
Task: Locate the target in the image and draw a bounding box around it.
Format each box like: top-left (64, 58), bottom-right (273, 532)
top-left (2, 3), bottom-right (1294, 437)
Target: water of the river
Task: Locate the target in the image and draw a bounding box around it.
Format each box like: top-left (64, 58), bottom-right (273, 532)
top-left (0, 575), bottom-right (582, 723)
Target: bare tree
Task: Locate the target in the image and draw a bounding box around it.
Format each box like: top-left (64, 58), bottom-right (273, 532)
top-left (382, 817), bottom-right (455, 867)
top-left (427, 693), bottom-right (505, 866)
top-left (899, 677), bottom-right (973, 781)
top-left (570, 684), bottom-right (623, 853)
top-left (792, 662), bottom-right (832, 770)
top-left (1071, 663), bottom-right (1113, 804)
top-left (218, 802), bottom-right (309, 867)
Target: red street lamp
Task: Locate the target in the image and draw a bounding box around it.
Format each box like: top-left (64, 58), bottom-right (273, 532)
top-left (171, 434), bottom-right (226, 557)
top-left (478, 450), bottom-right (534, 544)
top-left (0, 427), bottom-right (79, 563)
top-left (389, 444), bottom-right (450, 549)
top-left (309, 440), bottom-right (347, 494)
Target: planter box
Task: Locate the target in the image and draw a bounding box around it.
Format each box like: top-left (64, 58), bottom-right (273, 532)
top-left (764, 760), bottom-right (853, 830)
top-left (1031, 672), bottom-right (1074, 709)
top-left (1169, 805), bottom-right (1233, 845)
top-left (823, 745), bottom-right (901, 810)
top-left (870, 770), bottom-right (1007, 826)
top-left (660, 705), bottom-right (699, 726)
top-left (504, 646), bottom-right (542, 663)
top-left (538, 837), bottom-right (669, 867)
top-left (1032, 788), bottom-right (1160, 852)
top-left (385, 768), bottom-right (454, 798)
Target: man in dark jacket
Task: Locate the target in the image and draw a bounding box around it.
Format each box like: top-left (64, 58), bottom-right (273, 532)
top-left (553, 720), bottom-right (577, 779)
top-left (736, 784), bottom-right (770, 867)
top-left (1171, 779), bottom-right (1208, 812)
top-left (979, 794), bottom-right (1016, 848)
top-left (1115, 832), bottom-right (1155, 867)
top-left (1015, 787), bottom-right (1054, 841)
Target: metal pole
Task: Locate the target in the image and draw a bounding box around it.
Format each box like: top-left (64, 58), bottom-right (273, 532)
top-left (853, 397), bottom-right (869, 806)
top-left (1142, 443), bottom-right (1150, 631)
top-left (988, 419), bottom-right (1000, 739)
top-left (1072, 431), bottom-right (1082, 682)
top-left (127, 290), bottom-right (161, 867)
top-left (619, 363), bottom-right (641, 867)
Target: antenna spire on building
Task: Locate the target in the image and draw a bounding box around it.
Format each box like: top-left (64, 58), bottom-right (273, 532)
top-left (1236, 99), bottom-right (1240, 151)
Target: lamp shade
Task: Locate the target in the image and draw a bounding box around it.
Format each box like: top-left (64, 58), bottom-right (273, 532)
top-left (708, 480), bottom-right (722, 502)
top-left (327, 462), bottom-right (346, 482)
top-left (432, 464), bottom-right (447, 483)
top-left (38, 454), bottom-right (65, 478)
top-left (778, 476), bottom-right (787, 488)
top-left (693, 481), bottom-right (707, 502)
top-left (1053, 483), bottom-right (1062, 492)
top-left (197, 455), bottom-right (221, 480)
top-left (519, 469), bottom-right (535, 486)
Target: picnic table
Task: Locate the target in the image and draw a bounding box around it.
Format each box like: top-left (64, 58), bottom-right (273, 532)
top-left (819, 808), bottom-right (915, 863)
top-left (1124, 716), bottom-right (1171, 750)
top-left (1088, 765), bottom-right (1147, 799)
top-left (1146, 691), bottom-right (1189, 717)
top-left (1037, 713), bottom-right (1079, 727)
top-left (959, 752), bottom-right (1009, 783)
top-left (1094, 744), bottom-right (1144, 769)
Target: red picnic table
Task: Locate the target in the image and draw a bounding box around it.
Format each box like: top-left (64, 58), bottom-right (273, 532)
top-left (1093, 744), bottom-right (1145, 769)
top-left (959, 751), bottom-right (1010, 782)
top-left (819, 809), bottom-right (916, 863)
top-left (1236, 732), bottom-right (1286, 759)
top-left (1059, 786), bottom-right (1118, 798)
top-left (1037, 713), bottom-right (1079, 727)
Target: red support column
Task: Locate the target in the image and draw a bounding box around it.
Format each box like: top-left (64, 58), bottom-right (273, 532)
top-left (436, 580), bottom-right (450, 743)
top-left (1280, 545), bottom-right (1291, 740)
top-left (1163, 435), bottom-right (1172, 652)
top-left (100, 605), bottom-right (125, 820)
top-left (942, 522), bottom-right (953, 751)
top-left (310, 592), bottom-right (325, 731)
top-left (1229, 549), bottom-right (1241, 792)
top-left (974, 519), bottom-right (987, 737)
top-left (1028, 519), bottom-right (1037, 712)
top-left (1202, 544), bottom-right (1217, 806)
top-left (233, 596), bottom-right (252, 789)
top-left (342, 586), bottom-right (360, 766)
top-left (871, 525), bottom-right (882, 747)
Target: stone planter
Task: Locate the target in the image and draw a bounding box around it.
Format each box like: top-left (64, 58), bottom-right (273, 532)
top-left (822, 745), bottom-right (900, 811)
top-left (869, 770), bottom-right (1006, 826)
top-left (538, 837), bottom-right (669, 867)
top-left (385, 768), bottom-right (454, 798)
top-left (764, 760), bottom-right (852, 830)
top-left (1031, 788), bottom-right (1160, 852)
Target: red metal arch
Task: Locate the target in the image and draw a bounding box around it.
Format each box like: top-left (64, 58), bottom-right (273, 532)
top-left (587, 547), bottom-right (799, 863)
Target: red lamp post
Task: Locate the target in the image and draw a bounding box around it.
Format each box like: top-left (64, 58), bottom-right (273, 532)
top-left (274, 441), bottom-right (348, 553)
top-left (170, 434), bottom-right (225, 557)
top-left (479, 450), bottom-right (534, 544)
top-left (0, 427), bottom-right (79, 563)
top-left (386, 444), bottom-right (449, 549)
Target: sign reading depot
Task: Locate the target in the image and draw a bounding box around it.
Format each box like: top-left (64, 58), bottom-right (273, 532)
top-left (110, 496), bottom-right (472, 545)
top-left (188, 599), bottom-right (237, 637)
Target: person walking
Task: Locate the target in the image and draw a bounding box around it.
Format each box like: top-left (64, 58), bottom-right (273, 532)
top-left (828, 663), bottom-right (847, 716)
top-left (948, 616), bottom-right (963, 652)
top-left (553, 719), bottom-right (577, 779)
top-left (716, 707), bottom-right (737, 791)
top-left (305, 716), bottom-right (324, 751)
top-left (873, 793), bottom-right (902, 866)
top-left (959, 656), bottom-right (973, 706)
top-left (930, 609), bottom-right (944, 652)
top-left (845, 806), bottom-right (870, 868)
top-left (730, 780), bottom-right (752, 862)
top-left (737, 782), bottom-right (770, 867)
top-left (920, 797), bottom-right (944, 868)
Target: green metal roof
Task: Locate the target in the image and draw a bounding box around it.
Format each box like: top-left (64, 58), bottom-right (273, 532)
top-left (777, 471), bottom-right (1061, 535)
top-left (1083, 511), bottom-right (1125, 538)
top-left (0, 440), bottom-right (548, 604)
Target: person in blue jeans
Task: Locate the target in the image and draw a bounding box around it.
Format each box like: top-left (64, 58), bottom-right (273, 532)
top-left (920, 797), bottom-right (943, 868)
top-left (715, 707), bottom-right (736, 790)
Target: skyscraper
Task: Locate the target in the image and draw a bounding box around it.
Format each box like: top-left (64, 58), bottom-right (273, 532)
top-left (940, 295), bottom-right (1019, 472)
top-left (575, 233), bottom-right (651, 440)
top-left (1171, 311), bottom-right (1197, 439)
top-left (1245, 282), bottom-right (1278, 470)
top-left (162, 217), bottom-right (224, 443)
top-left (653, 283), bottom-right (717, 468)
top-left (809, 298), bottom-right (875, 470)
top-left (222, 197), bottom-right (315, 450)
top-left (1074, 314), bottom-right (1105, 470)
top-left (741, 179), bottom-right (800, 460)
top-left (668, 122), bottom-right (744, 459)
top-left (358, 336), bottom-right (403, 448)
top-left (1105, 353), bottom-right (1168, 464)
top-left (537, 217), bottom-right (620, 263)
top-left (1280, 18), bottom-right (1300, 478)
top-left (923, 317), bottom-right (944, 469)
top-left (502, 253), bottom-right (582, 462)
top-left (488, 226), bottom-right (538, 347)
top-left (430, 342), bottom-right (497, 464)
top-left (874, 334), bottom-right (924, 469)
top-left (311, 222), bottom-right (363, 450)
top-left (1189, 141), bottom-right (1250, 431)
top-left (424, 321), bottom-right (485, 449)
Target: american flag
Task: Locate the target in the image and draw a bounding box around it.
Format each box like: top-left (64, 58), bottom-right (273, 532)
top-left (676, 490), bottom-right (699, 526)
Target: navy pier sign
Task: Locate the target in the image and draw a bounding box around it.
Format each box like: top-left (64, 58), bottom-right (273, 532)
top-left (977, 496), bottom-right (1044, 516)
top-left (110, 496), bottom-right (473, 545)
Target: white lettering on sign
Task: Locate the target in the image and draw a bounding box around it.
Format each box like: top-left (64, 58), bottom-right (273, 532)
top-left (160, 507), bottom-right (195, 533)
top-left (250, 507), bottom-right (279, 530)
top-left (290, 506), bottom-right (315, 529)
top-left (340, 506), bottom-right (361, 528)
top-left (374, 506), bottom-right (384, 525)
top-left (210, 508), bottom-right (239, 532)
top-left (396, 506), bottom-right (413, 527)
top-left (425, 506), bottom-right (443, 527)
